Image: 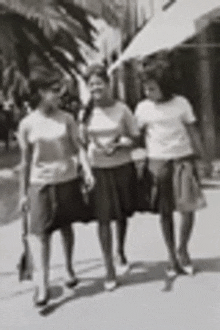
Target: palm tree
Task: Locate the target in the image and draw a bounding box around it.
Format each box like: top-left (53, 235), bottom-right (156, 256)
top-left (0, 1), bottom-right (97, 73)
top-left (0, 1), bottom-right (97, 104)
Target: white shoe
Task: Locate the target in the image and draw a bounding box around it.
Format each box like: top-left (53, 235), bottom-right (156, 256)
top-left (116, 263), bottom-right (130, 276)
top-left (104, 280), bottom-right (117, 292)
top-left (181, 264), bottom-right (194, 276)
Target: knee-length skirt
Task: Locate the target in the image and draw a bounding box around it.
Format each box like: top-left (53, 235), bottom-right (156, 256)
top-left (90, 163), bottom-right (137, 223)
top-left (136, 156), bottom-right (207, 214)
top-left (29, 178), bottom-right (90, 235)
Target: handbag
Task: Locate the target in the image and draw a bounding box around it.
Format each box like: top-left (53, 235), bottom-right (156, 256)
top-left (17, 210), bottom-right (33, 281)
top-left (135, 160), bottom-right (159, 213)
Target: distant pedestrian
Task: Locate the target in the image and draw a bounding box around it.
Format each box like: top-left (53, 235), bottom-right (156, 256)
top-left (135, 59), bottom-right (211, 277)
top-left (18, 66), bottom-right (94, 307)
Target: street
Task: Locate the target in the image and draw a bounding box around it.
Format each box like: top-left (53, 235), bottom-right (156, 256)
top-left (0, 153), bottom-right (220, 329)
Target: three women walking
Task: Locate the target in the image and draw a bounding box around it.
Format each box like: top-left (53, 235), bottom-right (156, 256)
top-left (18, 58), bottom-right (210, 306)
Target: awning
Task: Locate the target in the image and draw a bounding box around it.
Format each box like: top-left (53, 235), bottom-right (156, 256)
top-left (109, 0), bottom-right (220, 73)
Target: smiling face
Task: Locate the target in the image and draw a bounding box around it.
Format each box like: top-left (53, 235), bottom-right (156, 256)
top-left (143, 79), bottom-right (163, 103)
top-left (87, 74), bottom-right (109, 102)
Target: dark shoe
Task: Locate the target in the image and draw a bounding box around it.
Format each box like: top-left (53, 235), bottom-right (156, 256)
top-left (116, 253), bottom-right (128, 265)
top-left (33, 287), bottom-right (49, 307)
top-left (65, 277), bottom-right (79, 289)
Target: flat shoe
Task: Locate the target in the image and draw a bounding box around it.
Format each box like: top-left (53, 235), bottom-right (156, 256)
top-left (180, 264), bottom-right (194, 276)
top-left (165, 264), bottom-right (184, 279)
top-left (165, 268), bottom-right (179, 279)
top-left (104, 280), bottom-right (117, 292)
top-left (177, 252), bottom-right (194, 276)
top-left (116, 263), bottom-right (130, 276)
top-left (33, 287), bottom-right (49, 307)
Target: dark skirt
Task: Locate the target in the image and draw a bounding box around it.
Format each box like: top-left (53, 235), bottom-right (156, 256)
top-left (89, 163), bottom-right (136, 223)
top-left (136, 156), bottom-right (206, 215)
top-left (29, 178), bottom-right (90, 235)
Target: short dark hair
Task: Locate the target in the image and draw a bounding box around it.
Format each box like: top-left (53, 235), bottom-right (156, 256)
top-left (85, 64), bottom-right (109, 83)
top-left (28, 71), bottom-right (62, 109)
top-left (141, 60), bottom-right (175, 102)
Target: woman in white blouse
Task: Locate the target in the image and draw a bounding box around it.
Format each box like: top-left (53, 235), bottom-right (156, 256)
top-left (135, 60), bottom-right (211, 278)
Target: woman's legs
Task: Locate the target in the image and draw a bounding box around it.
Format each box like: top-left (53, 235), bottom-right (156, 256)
top-left (98, 221), bottom-right (116, 282)
top-left (60, 225), bottom-right (77, 282)
top-left (116, 217), bottom-right (128, 265)
top-left (29, 233), bottom-right (51, 301)
top-left (160, 211), bottom-right (180, 270)
top-left (177, 212), bottom-right (195, 265)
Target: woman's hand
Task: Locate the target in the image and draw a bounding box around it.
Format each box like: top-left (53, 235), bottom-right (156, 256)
top-left (103, 136), bottom-right (133, 156)
top-left (84, 170), bottom-right (95, 191)
top-left (19, 194), bottom-right (29, 213)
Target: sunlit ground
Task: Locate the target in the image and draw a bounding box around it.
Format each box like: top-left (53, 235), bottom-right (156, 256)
top-left (0, 142), bottom-right (20, 226)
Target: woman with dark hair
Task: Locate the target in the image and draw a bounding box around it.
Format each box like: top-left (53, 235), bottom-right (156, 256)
top-left (80, 64), bottom-right (139, 291)
top-left (18, 66), bottom-right (94, 306)
top-left (135, 60), bottom-right (211, 277)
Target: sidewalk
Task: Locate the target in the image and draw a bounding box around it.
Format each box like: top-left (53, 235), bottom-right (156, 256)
top-left (1, 187), bottom-right (220, 330)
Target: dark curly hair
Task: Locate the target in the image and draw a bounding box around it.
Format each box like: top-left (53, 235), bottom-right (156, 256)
top-left (141, 53), bottom-right (175, 102)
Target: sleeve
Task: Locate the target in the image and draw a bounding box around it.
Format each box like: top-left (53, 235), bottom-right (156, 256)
top-left (135, 102), bottom-right (147, 129)
top-left (123, 105), bottom-right (139, 137)
top-left (180, 97), bottom-right (197, 124)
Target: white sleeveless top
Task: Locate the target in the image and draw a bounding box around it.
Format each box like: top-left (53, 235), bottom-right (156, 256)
top-left (19, 110), bottom-right (79, 185)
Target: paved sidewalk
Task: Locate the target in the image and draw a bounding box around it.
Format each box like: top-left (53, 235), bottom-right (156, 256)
top-left (1, 187), bottom-right (220, 330)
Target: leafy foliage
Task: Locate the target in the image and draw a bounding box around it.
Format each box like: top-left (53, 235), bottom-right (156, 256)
top-left (0, 1), bottom-right (97, 101)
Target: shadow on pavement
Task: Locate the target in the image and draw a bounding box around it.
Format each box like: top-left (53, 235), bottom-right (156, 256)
top-left (37, 256), bottom-right (220, 317)
top-left (1, 257), bottom-right (220, 315)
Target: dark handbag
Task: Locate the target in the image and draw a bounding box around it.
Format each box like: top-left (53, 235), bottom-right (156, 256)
top-left (17, 210), bottom-right (33, 281)
top-left (135, 161), bottom-right (159, 213)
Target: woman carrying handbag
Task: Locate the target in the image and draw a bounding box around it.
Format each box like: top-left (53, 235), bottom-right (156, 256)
top-left (18, 65), bottom-right (95, 307)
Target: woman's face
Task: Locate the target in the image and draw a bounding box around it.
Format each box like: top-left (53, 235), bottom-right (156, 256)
top-left (87, 74), bottom-right (109, 101)
top-left (39, 82), bottom-right (62, 108)
top-left (143, 80), bottom-right (163, 103)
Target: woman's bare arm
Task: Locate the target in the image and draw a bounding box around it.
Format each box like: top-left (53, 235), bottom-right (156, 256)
top-left (18, 121), bottom-right (32, 209)
top-left (185, 123), bottom-right (212, 176)
top-left (185, 123), bottom-right (209, 161)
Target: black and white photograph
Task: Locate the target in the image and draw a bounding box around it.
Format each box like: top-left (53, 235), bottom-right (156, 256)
top-left (0, 1), bottom-right (220, 329)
